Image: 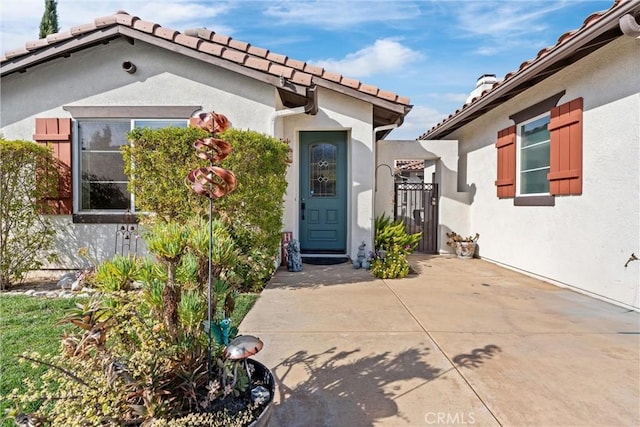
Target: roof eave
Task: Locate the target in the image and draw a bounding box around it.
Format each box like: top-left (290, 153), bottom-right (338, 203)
top-left (421, 0), bottom-right (639, 140)
top-left (1, 27), bottom-right (122, 77)
top-left (1, 19), bottom-right (413, 128)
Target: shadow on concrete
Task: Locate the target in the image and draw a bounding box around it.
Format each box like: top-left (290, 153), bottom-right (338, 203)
top-left (269, 344), bottom-right (501, 427)
top-left (451, 344), bottom-right (502, 369)
top-left (269, 264), bottom-right (378, 288)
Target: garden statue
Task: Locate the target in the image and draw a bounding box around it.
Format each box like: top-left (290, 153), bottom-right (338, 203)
top-left (353, 241), bottom-right (368, 269)
top-left (287, 239), bottom-right (303, 272)
top-left (214, 318), bottom-right (232, 346)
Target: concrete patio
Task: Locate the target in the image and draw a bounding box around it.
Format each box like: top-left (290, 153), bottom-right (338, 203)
top-left (240, 255), bottom-right (640, 427)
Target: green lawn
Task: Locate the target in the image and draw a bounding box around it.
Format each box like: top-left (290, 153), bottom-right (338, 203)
top-left (0, 293), bottom-right (259, 426)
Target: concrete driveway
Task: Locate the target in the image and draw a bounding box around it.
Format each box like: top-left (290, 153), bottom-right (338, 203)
top-left (240, 255), bottom-right (640, 427)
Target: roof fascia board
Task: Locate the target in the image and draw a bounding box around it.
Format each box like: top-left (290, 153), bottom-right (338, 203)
top-left (424, 1), bottom-right (637, 139)
top-left (1, 27), bottom-right (121, 76)
top-left (116, 26), bottom-right (308, 97)
top-left (314, 79), bottom-right (410, 115)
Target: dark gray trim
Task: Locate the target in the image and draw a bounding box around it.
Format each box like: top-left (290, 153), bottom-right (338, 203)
top-left (73, 213), bottom-right (140, 224)
top-left (514, 195), bottom-right (555, 206)
top-left (63, 105), bottom-right (201, 118)
top-left (509, 91), bottom-right (566, 124)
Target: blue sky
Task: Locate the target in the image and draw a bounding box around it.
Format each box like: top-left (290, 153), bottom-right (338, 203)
top-left (1, 0), bottom-right (613, 139)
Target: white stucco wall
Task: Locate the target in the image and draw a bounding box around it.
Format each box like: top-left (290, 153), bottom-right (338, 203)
top-left (376, 139), bottom-right (470, 254)
top-left (277, 87), bottom-right (375, 258)
top-left (1, 38), bottom-right (381, 266)
top-left (446, 37), bottom-right (640, 309)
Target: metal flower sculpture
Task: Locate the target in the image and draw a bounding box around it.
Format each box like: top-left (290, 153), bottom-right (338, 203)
top-left (186, 112), bottom-right (237, 199)
top-left (186, 111), bottom-right (237, 379)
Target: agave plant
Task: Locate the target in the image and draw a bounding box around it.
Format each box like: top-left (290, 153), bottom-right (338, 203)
top-left (93, 254), bottom-right (140, 292)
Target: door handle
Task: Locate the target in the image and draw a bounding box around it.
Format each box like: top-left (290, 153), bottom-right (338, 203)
top-left (301, 202), bottom-right (305, 220)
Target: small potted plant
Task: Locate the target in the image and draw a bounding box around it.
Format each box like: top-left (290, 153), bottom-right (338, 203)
top-left (446, 231), bottom-right (480, 259)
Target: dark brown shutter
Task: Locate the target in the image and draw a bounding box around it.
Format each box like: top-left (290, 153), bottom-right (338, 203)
top-left (547, 97), bottom-right (583, 195)
top-left (495, 125), bottom-right (516, 198)
top-left (33, 118), bottom-right (72, 214)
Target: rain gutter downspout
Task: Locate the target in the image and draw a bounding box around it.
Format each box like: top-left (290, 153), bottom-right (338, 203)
top-left (269, 85), bottom-right (318, 136)
top-left (268, 106), bottom-right (306, 136)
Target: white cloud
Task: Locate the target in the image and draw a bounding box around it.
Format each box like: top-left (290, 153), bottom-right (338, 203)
top-left (310, 38), bottom-right (421, 78)
top-left (455, 1), bottom-right (566, 38)
top-left (438, 92), bottom-right (469, 104)
top-left (452, 1), bottom-right (573, 55)
top-left (264, 1), bottom-right (420, 28)
top-left (388, 105), bottom-right (447, 140)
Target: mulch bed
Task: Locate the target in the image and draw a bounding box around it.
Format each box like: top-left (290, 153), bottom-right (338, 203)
top-left (1, 272), bottom-right (63, 293)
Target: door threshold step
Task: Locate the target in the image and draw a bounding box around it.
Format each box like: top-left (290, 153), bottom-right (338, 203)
top-left (301, 255), bottom-right (350, 265)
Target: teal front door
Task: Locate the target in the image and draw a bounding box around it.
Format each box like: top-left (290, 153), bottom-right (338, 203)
top-left (299, 131), bottom-right (348, 253)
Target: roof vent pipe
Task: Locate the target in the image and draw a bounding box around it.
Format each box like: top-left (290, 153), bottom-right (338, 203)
top-left (122, 61), bottom-right (137, 74)
top-left (620, 14), bottom-right (640, 38)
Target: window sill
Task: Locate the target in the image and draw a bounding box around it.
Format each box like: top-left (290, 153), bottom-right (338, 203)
top-left (72, 213), bottom-right (139, 224)
top-left (514, 195), bottom-right (555, 206)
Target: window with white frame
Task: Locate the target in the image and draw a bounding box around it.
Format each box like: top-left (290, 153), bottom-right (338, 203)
top-left (75, 119), bottom-right (187, 212)
top-left (517, 114), bottom-right (550, 195)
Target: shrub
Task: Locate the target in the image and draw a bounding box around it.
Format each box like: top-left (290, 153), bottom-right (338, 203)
top-left (124, 126), bottom-right (289, 291)
top-left (212, 128), bottom-right (289, 258)
top-left (374, 213), bottom-right (421, 254)
top-left (0, 139), bottom-right (59, 289)
top-left (93, 254), bottom-right (140, 292)
top-left (370, 245), bottom-right (410, 279)
top-left (371, 213), bottom-right (421, 279)
top-left (124, 126), bottom-right (210, 222)
top-left (228, 248), bottom-right (278, 293)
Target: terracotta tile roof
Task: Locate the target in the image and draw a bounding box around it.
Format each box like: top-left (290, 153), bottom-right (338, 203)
top-left (395, 160), bottom-right (425, 172)
top-left (1, 11), bottom-right (411, 110)
top-left (419, 0), bottom-right (638, 140)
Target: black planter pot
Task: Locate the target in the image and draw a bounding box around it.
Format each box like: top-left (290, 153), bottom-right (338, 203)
top-left (248, 359), bottom-right (276, 427)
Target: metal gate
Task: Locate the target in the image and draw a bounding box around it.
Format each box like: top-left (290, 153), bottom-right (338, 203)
top-left (394, 182), bottom-right (438, 253)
